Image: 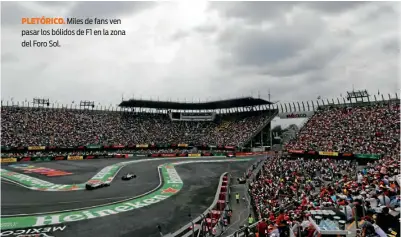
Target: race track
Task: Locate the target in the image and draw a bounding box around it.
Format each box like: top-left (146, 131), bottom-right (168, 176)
top-left (1, 156), bottom-right (262, 237)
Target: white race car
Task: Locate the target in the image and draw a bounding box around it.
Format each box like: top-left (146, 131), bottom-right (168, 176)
top-left (122, 173), bottom-right (137, 180)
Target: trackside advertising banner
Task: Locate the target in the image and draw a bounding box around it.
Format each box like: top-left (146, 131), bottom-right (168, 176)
top-left (136, 144), bottom-right (148, 148)
top-left (1, 158), bottom-right (17, 163)
top-left (318, 151), bottom-right (339, 156)
top-left (67, 156), bottom-right (83, 160)
top-left (161, 153), bottom-right (177, 157)
top-left (0, 164), bottom-right (184, 230)
top-left (28, 146), bottom-right (46, 151)
top-left (354, 154), bottom-right (381, 159)
top-left (288, 150), bottom-right (304, 154)
top-left (188, 153), bottom-right (201, 157)
top-left (235, 152), bottom-right (254, 157)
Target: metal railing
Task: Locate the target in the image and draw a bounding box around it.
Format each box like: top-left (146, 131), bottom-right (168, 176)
top-left (239, 111), bottom-right (278, 147)
top-left (170, 172), bottom-right (229, 237)
top-left (276, 92), bottom-right (399, 113)
top-left (2, 92), bottom-right (398, 114)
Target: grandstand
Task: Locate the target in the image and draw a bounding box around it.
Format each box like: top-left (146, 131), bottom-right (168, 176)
top-left (1, 97), bottom-right (278, 157)
top-left (1, 90), bottom-right (400, 237)
top-left (284, 90), bottom-right (399, 162)
top-left (1, 91), bottom-right (399, 156)
top-left (225, 91), bottom-right (400, 237)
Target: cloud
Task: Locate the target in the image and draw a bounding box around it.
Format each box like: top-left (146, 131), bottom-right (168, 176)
top-left (216, 9), bottom-right (326, 67)
top-left (304, 1), bottom-right (368, 14)
top-left (209, 1), bottom-right (369, 23)
top-left (1, 1), bottom-right (399, 108)
top-left (209, 2), bottom-right (298, 23)
top-left (67, 1), bottom-right (155, 18)
top-left (1, 2), bottom-right (32, 26)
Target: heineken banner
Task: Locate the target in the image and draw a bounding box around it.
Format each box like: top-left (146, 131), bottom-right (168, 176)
top-left (354, 154), bottom-right (381, 159)
top-left (86, 145), bottom-right (102, 149)
top-left (157, 144), bottom-right (169, 148)
top-left (33, 157), bottom-right (52, 162)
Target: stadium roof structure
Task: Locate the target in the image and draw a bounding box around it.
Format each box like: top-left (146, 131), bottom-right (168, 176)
top-left (119, 97), bottom-right (273, 110)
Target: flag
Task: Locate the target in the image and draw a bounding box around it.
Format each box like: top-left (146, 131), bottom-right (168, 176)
top-left (377, 90), bottom-right (380, 95)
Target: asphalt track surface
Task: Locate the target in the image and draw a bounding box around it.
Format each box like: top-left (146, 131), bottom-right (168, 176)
top-left (1, 157), bottom-right (259, 237)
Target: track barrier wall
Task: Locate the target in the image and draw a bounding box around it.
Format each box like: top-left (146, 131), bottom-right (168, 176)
top-left (284, 149), bottom-right (382, 160)
top-left (170, 172), bottom-right (230, 237)
top-left (1, 152), bottom-right (268, 163)
top-left (1, 144), bottom-right (238, 153)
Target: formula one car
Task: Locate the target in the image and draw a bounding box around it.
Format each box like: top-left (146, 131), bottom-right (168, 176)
top-left (122, 173), bottom-right (137, 180)
top-left (85, 181), bottom-right (110, 190)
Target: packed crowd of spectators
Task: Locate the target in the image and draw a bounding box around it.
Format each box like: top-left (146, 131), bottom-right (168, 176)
top-left (285, 104), bottom-right (400, 155)
top-left (1, 107), bottom-right (272, 147)
top-left (246, 103), bottom-right (400, 237)
top-left (248, 155), bottom-right (400, 237)
top-left (0, 149), bottom-right (232, 158)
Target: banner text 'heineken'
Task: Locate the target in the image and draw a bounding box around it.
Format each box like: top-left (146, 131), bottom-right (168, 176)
top-left (86, 145), bottom-right (102, 149)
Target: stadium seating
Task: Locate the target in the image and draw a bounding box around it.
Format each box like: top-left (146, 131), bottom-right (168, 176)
top-left (248, 154), bottom-right (400, 236)
top-left (1, 107), bottom-right (273, 147)
top-left (244, 102), bottom-right (400, 236)
top-left (285, 104), bottom-right (400, 157)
